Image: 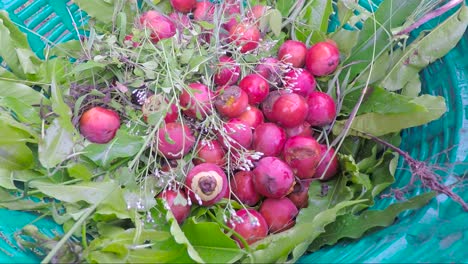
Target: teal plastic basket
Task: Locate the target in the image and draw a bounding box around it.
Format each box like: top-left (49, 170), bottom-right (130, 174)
top-left (0, 0), bottom-right (467, 263)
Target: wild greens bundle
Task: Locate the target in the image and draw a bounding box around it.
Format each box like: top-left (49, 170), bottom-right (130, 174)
top-left (0, 0), bottom-right (467, 263)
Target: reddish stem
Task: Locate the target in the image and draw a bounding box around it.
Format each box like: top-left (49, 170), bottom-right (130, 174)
top-left (396, 0), bottom-right (464, 36)
top-left (365, 133), bottom-right (468, 211)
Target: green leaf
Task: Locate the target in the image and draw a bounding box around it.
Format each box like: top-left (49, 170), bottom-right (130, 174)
top-left (0, 143), bottom-right (34, 170)
top-left (331, 28), bottom-right (359, 58)
top-left (0, 112), bottom-right (40, 140)
top-left (0, 168), bottom-right (15, 189)
top-left (182, 218), bottom-right (244, 263)
top-left (342, 86), bottom-right (426, 115)
top-left (0, 189), bottom-right (49, 210)
top-left (380, 6), bottom-right (468, 91)
top-left (0, 80), bottom-right (46, 105)
top-left (0, 119), bottom-right (33, 144)
top-left (293, 0), bottom-right (333, 44)
top-left (165, 205), bottom-right (205, 263)
top-left (87, 227), bottom-right (174, 263)
top-left (83, 129), bottom-right (144, 168)
top-left (0, 11), bottom-right (42, 78)
top-left (268, 9), bottom-right (283, 37)
top-left (345, 0), bottom-right (421, 79)
top-left (38, 118), bottom-right (75, 169)
top-left (334, 94), bottom-right (446, 136)
top-left (48, 40), bottom-right (84, 58)
top-left (96, 187), bottom-right (131, 219)
top-left (401, 74), bottom-right (421, 97)
top-left (0, 97), bottom-right (42, 124)
top-left (305, 176), bottom-right (354, 219)
top-left (245, 199), bottom-right (366, 263)
top-left (29, 180), bottom-right (119, 204)
top-left (67, 163), bottom-right (93, 181)
top-left (50, 78), bottom-right (75, 132)
top-left (73, 0), bottom-right (115, 23)
top-left (308, 192), bottom-right (436, 252)
top-left (275, 0), bottom-right (295, 17)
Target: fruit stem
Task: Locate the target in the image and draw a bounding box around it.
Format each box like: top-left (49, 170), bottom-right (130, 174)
top-left (395, 0), bottom-right (464, 36)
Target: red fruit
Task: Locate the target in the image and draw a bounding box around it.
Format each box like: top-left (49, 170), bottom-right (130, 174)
top-left (259, 198), bottom-right (298, 233)
top-left (79, 107), bottom-right (120, 144)
top-left (287, 182), bottom-right (309, 209)
top-left (255, 57), bottom-right (283, 85)
top-left (261, 90), bottom-right (286, 122)
top-left (215, 86), bottom-right (249, 118)
top-left (214, 55), bottom-right (241, 86)
top-left (278, 40), bottom-right (308, 68)
top-left (221, 0), bottom-right (240, 32)
top-left (156, 122), bottom-right (195, 159)
top-left (305, 91), bottom-right (337, 127)
top-left (305, 41), bottom-right (340, 76)
top-left (229, 23), bottom-right (261, 53)
top-left (180, 83), bottom-right (213, 119)
top-left (230, 171), bottom-right (262, 206)
top-left (314, 145), bottom-right (339, 180)
top-left (252, 123), bottom-right (286, 157)
top-left (124, 34), bottom-right (140, 47)
top-left (193, 1), bottom-right (215, 21)
top-left (157, 189), bottom-right (191, 224)
top-left (237, 106), bottom-right (264, 129)
top-left (271, 93), bottom-right (309, 128)
top-left (284, 68), bottom-right (316, 97)
top-left (170, 0), bottom-right (196, 13)
top-left (228, 209), bottom-right (268, 246)
top-left (238, 74), bottom-right (270, 105)
top-left (185, 163), bottom-right (228, 206)
top-left (169, 12), bottom-right (192, 29)
top-left (247, 5), bottom-right (268, 24)
top-left (219, 119), bottom-right (253, 150)
top-left (193, 139), bottom-right (226, 166)
top-left (285, 122), bottom-right (314, 138)
top-left (283, 136), bottom-right (321, 179)
top-left (253, 157), bottom-right (295, 198)
top-left (142, 94), bottom-right (178, 123)
top-left (139, 11), bottom-right (176, 43)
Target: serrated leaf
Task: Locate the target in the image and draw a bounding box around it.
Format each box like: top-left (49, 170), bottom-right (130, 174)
top-left (182, 218), bottom-right (244, 263)
top-left (83, 129), bottom-right (144, 168)
top-left (308, 192), bottom-right (436, 252)
top-left (380, 6), bottom-right (468, 91)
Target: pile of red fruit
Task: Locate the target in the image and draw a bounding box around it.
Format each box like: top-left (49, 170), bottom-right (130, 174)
top-left (78, 0), bottom-right (341, 247)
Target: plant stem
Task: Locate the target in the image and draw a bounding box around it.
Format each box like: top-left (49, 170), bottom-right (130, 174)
top-left (40, 204), bottom-right (96, 264)
top-left (364, 132), bottom-right (468, 212)
top-left (396, 0), bottom-right (464, 36)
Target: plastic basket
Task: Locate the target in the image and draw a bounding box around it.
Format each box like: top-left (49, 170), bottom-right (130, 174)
top-left (0, 0), bottom-right (467, 263)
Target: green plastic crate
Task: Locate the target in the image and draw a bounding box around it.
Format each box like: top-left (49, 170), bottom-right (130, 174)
top-left (0, 0), bottom-right (467, 263)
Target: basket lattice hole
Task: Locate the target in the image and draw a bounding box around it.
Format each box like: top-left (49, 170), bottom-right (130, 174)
top-left (13, 0), bottom-right (34, 15)
top-left (34, 12), bottom-right (58, 36)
